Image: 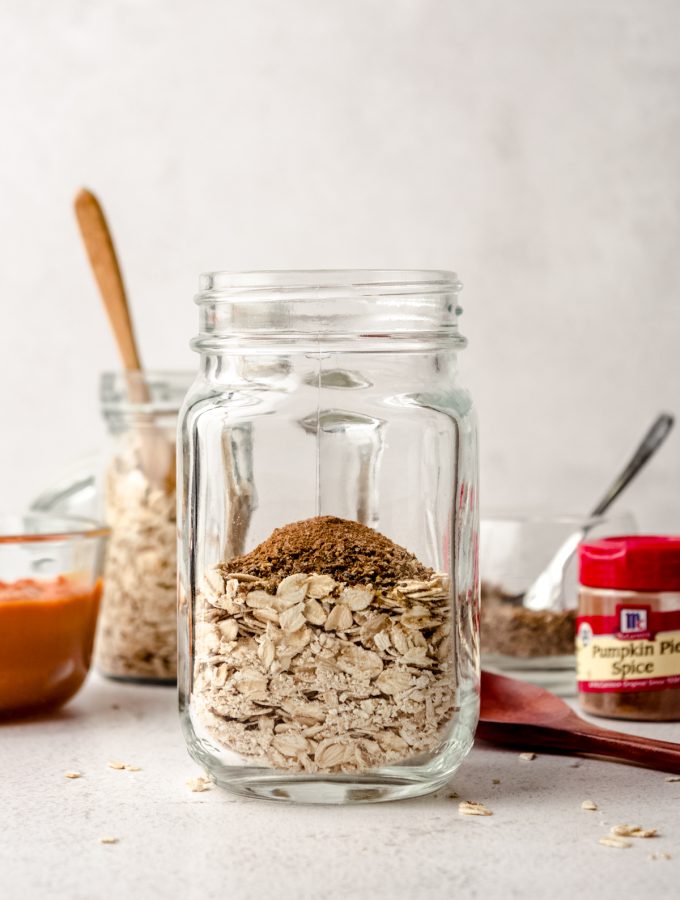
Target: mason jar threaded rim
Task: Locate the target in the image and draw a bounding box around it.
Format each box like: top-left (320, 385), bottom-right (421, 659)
top-left (198, 269), bottom-right (462, 296)
top-left (193, 269), bottom-right (466, 350)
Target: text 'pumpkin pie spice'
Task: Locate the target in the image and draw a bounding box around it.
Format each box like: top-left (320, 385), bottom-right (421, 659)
top-left (577, 536), bottom-right (680, 722)
top-left (192, 516), bottom-right (456, 773)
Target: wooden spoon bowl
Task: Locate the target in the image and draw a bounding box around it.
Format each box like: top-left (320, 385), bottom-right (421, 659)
top-left (479, 670), bottom-right (680, 774)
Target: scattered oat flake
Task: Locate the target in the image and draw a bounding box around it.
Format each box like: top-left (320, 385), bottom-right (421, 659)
top-left (581, 800), bottom-right (598, 811)
top-left (123, 764), bottom-right (141, 772)
top-left (64, 772), bottom-right (82, 779)
top-left (519, 752), bottom-right (536, 761)
top-left (599, 836), bottom-right (632, 849)
top-left (187, 776), bottom-right (211, 792)
top-left (611, 824), bottom-right (658, 839)
top-left (107, 761), bottom-right (125, 770)
top-left (648, 852), bottom-right (672, 861)
top-left (99, 837), bottom-right (119, 845)
top-left (665, 776), bottom-right (680, 782)
top-left (459, 800), bottom-right (492, 817)
top-left (447, 791), bottom-right (459, 799)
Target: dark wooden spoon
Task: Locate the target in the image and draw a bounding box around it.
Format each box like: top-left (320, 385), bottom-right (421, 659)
top-left (479, 670), bottom-right (680, 774)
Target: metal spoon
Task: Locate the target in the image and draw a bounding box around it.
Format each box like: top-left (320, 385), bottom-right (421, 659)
top-left (523, 412), bottom-right (674, 611)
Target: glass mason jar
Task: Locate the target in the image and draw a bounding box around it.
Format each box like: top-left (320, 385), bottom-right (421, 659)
top-left (95, 371), bottom-right (193, 683)
top-left (178, 270), bottom-right (479, 803)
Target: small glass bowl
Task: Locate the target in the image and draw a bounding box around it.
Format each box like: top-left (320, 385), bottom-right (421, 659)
top-left (480, 511), bottom-right (636, 696)
top-left (0, 514), bottom-right (108, 718)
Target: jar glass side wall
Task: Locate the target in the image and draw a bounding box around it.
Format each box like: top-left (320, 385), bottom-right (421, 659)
top-left (178, 346), bottom-right (479, 803)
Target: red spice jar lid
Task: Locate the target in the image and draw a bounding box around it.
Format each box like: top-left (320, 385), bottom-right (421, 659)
top-left (579, 536), bottom-right (680, 592)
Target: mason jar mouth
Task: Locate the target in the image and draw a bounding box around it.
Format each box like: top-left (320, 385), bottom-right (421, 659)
top-left (199, 269), bottom-right (462, 296)
top-left (193, 269), bottom-right (466, 350)
top-left (100, 370), bottom-right (195, 417)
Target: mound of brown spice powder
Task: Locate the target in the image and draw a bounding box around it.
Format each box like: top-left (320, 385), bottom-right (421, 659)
top-left (223, 515), bottom-right (432, 589)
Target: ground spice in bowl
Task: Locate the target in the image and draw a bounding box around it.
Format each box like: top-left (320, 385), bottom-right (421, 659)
top-left (480, 584), bottom-right (576, 658)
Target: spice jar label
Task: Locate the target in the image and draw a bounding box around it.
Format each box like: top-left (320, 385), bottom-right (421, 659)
top-left (576, 607), bottom-right (680, 692)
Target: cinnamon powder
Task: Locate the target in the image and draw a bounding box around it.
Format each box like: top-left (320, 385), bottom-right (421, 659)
top-left (223, 516), bottom-right (432, 588)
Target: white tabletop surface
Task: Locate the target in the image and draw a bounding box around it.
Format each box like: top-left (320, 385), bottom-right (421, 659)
top-left (1, 673), bottom-right (678, 900)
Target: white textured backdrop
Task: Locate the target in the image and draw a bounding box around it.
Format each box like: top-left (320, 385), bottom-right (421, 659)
top-left (1, 0), bottom-right (679, 529)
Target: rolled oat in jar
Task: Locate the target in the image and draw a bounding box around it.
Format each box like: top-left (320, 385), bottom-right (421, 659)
top-left (95, 371), bottom-right (192, 683)
top-left (577, 536), bottom-right (680, 721)
top-left (192, 516), bottom-right (457, 772)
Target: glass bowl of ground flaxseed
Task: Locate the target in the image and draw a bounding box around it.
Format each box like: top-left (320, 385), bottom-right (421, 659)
top-left (480, 510), bottom-right (635, 696)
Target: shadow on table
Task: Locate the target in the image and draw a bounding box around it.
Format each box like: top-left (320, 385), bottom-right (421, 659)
top-left (0, 705), bottom-right (81, 726)
top-left (0, 671), bottom-right (177, 727)
top-left (419, 738), bottom-right (659, 811)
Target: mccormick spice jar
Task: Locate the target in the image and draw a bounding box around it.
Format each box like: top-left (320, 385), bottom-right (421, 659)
top-left (178, 270), bottom-right (480, 803)
top-left (577, 536), bottom-right (680, 721)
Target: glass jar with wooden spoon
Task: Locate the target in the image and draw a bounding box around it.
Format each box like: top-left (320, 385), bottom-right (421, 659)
top-left (70, 188), bottom-right (189, 682)
top-left (31, 190), bottom-right (190, 683)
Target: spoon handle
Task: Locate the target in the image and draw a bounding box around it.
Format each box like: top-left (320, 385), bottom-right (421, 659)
top-left (591, 413), bottom-right (674, 517)
top-left (562, 721), bottom-right (680, 774)
top-left (74, 188), bottom-right (142, 373)
top-left (477, 720), bottom-right (680, 773)
top-left (73, 187), bottom-right (172, 488)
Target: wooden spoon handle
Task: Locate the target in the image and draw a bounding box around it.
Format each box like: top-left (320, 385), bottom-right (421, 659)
top-left (565, 723), bottom-right (680, 774)
top-left (477, 721), bottom-right (680, 774)
top-left (73, 188), bottom-right (173, 489)
top-left (74, 188), bottom-right (142, 373)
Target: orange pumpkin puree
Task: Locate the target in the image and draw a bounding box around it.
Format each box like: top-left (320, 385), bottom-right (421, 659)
top-left (0, 576), bottom-right (101, 716)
